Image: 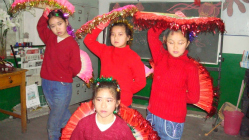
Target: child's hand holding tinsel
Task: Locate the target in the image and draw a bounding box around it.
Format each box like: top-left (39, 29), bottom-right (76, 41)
top-left (43, 7), bottom-right (51, 19)
top-left (97, 20), bottom-right (111, 30)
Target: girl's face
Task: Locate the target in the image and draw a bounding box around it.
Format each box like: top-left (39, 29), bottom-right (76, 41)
top-left (48, 16), bottom-right (69, 38)
top-left (165, 30), bottom-right (190, 57)
top-left (110, 26), bottom-right (130, 48)
top-left (93, 88), bottom-right (119, 124)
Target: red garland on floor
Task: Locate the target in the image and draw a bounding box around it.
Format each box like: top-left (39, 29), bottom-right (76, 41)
top-left (61, 100), bottom-right (160, 140)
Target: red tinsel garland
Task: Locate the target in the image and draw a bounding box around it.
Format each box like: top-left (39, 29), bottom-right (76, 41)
top-left (75, 5), bottom-right (225, 38)
top-left (190, 58), bottom-right (218, 117)
top-left (133, 11), bottom-right (225, 36)
top-left (61, 100), bottom-right (159, 140)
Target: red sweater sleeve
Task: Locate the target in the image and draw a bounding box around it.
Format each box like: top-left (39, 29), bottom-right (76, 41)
top-left (147, 27), bottom-right (166, 63)
top-left (186, 63), bottom-right (200, 104)
top-left (37, 15), bottom-right (52, 44)
top-left (83, 28), bottom-right (107, 58)
top-left (130, 55), bottom-right (146, 94)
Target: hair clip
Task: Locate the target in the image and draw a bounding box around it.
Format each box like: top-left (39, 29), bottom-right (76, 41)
top-left (117, 85), bottom-right (120, 92)
top-left (63, 13), bottom-right (69, 18)
top-left (55, 13), bottom-right (59, 17)
top-left (96, 82), bottom-right (100, 87)
top-left (189, 31), bottom-right (197, 42)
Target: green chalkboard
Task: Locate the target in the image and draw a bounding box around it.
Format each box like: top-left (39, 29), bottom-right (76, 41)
top-left (107, 2), bottom-right (222, 64)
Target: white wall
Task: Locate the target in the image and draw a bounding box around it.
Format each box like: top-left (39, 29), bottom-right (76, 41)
top-left (22, 0), bottom-right (98, 45)
top-left (223, 35), bottom-right (249, 54)
top-left (23, 9), bottom-right (44, 45)
top-left (99, 0), bottom-right (249, 54)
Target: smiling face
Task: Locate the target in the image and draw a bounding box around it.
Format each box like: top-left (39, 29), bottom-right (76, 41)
top-left (110, 26), bottom-right (130, 48)
top-left (164, 30), bottom-right (190, 57)
top-left (93, 88), bottom-right (120, 124)
top-left (48, 16), bottom-right (69, 38)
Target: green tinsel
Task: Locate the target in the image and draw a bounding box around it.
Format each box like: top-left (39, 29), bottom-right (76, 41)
top-left (94, 76), bottom-right (121, 91)
top-left (94, 76), bottom-right (115, 84)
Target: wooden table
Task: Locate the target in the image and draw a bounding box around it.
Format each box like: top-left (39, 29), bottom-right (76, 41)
top-left (0, 68), bottom-right (28, 133)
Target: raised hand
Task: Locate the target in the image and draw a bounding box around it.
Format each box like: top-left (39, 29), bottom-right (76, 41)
top-left (97, 20), bottom-right (111, 30)
top-left (43, 7), bottom-right (51, 19)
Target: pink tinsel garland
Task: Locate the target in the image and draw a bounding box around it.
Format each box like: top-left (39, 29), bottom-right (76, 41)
top-left (10, 0), bottom-right (75, 15)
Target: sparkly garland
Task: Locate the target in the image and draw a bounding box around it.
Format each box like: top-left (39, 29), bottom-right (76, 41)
top-left (133, 11), bottom-right (225, 36)
top-left (75, 5), bottom-right (138, 39)
top-left (75, 5), bottom-right (225, 39)
top-left (118, 103), bottom-right (160, 139)
top-left (61, 100), bottom-right (160, 140)
top-left (94, 77), bottom-right (121, 92)
top-left (94, 76), bottom-right (116, 84)
top-left (190, 58), bottom-right (218, 117)
top-left (10, 0), bottom-right (75, 15)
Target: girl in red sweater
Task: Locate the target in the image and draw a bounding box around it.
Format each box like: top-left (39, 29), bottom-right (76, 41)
top-left (84, 20), bottom-right (146, 107)
top-left (146, 28), bottom-right (200, 140)
top-left (70, 77), bottom-right (135, 140)
top-left (37, 8), bottom-right (81, 140)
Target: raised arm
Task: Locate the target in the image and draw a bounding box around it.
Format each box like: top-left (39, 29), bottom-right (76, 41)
top-left (37, 9), bottom-right (53, 44)
top-left (186, 64), bottom-right (200, 104)
top-left (83, 21), bottom-right (110, 57)
top-left (147, 27), bottom-right (166, 63)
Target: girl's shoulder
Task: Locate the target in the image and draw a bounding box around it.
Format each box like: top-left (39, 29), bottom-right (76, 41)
top-left (61, 37), bottom-right (79, 48)
top-left (78, 113), bottom-right (96, 124)
top-left (184, 58), bottom-right (199, 70)
top-left (126, 49), bottom-right (141, 59)
top-left (114, 115), bottom-right (130, 127)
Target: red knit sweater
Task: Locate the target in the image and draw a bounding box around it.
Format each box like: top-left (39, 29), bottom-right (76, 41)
top-left (84, 28), bottom-right (146, 106)
top-left (70, 113), bottom-right (135, 140)
top-left (37, 16), bottom-right (81, 83)
top-left (147, 28), bottom-right (200, 123)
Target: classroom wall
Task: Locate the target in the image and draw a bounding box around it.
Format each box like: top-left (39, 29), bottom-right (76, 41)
top-left (0, 0), bottom-right (99, 120)
top-left (99, 0), bottom-right (249, 113)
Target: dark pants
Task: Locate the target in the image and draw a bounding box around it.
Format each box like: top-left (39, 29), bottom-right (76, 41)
top-left (240, 69), bottom-right (249, 137)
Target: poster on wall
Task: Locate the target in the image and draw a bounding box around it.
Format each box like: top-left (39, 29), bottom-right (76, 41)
top-left (221, 0), bottom-right (249, 36)
top-left (26, 84), bottom-right (40, 108)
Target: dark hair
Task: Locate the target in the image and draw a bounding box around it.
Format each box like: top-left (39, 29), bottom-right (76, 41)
top-left (47, 9), bottom-right (76, 38)
top-left (109, 22), bottom-right (133, 45)
top-left (163, 29), bottom-right (190, 50)
top-left (92, 81), bottom-right (121, 102)
top-left (47, 10), bottom-right (67, 24)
